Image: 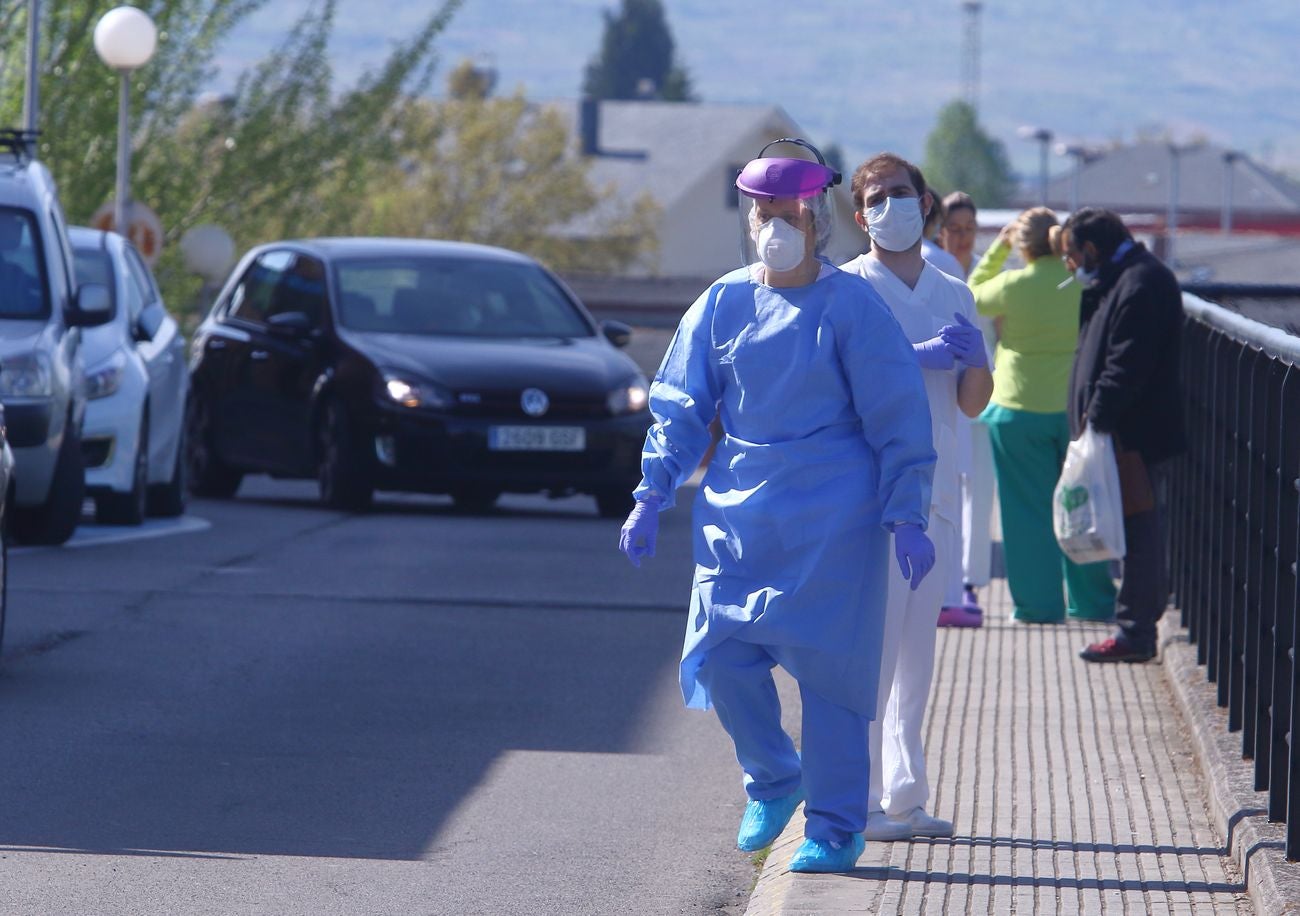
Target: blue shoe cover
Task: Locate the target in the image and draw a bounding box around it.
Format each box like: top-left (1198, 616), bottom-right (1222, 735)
top-left (736, 787), bottom-right (804, 852)
top-left (787, 834), bottom-right (866, 873)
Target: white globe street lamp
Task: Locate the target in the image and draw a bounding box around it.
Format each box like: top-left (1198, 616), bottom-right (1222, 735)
top-left (93, 6), bottom-right (157, 238)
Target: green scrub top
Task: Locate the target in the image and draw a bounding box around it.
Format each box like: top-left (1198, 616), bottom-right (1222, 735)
top-left (969, 240), bottom-right (1080, 414)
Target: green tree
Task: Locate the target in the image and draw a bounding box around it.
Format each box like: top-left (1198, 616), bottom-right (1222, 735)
top-left (0, 0), bottom-right (463, 321)
top-left (350, 62), bottom-right (659, 274)
top-left (922, 100), bottom-right (1016, 207)
top-left (582, 0), bottom-right (695, 102)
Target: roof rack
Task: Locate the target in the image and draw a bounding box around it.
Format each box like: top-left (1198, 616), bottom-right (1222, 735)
top-left (0, 129), bottom-right (39, 162)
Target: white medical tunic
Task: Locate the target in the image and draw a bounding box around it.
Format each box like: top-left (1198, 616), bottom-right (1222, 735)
top-left (840, 255), bottom-right (978, 529)
top-left (636, 262), bottom-right (936, 717)
top-left (921, 239), bottom-right (964, 281)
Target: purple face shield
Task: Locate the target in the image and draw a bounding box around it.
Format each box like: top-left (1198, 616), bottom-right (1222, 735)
top-left (734, 139), bottom-right (844, 269)
top-left (735, 157), bottom-right (839, 200)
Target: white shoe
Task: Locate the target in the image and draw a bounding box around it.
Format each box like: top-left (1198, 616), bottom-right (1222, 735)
top-left (896, 806), bottom-right (954, 838)
top-left (863, 812), bottom-right (913, 841)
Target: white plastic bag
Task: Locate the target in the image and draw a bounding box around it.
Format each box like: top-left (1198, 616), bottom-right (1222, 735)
top-left (1053, 424), bottom-right (1127, 564)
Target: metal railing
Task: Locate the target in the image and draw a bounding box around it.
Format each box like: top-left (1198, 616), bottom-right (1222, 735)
top-left (1168, 288), bottom-right (1300, 859)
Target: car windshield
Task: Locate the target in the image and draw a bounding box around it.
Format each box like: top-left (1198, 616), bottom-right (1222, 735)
top-left (333, 256), bottom-right (592, 338)
top-left (0, 207), bottom-right (50, 319)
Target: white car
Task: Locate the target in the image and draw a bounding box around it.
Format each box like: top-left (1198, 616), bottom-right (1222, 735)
top-left (69, 227), bottom-right (188, 524)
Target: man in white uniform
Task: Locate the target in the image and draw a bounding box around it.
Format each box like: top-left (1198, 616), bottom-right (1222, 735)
top-left (840, 153), bottom-right (993, 839)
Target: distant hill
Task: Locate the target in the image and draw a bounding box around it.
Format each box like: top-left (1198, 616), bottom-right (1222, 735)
top-left (215, 0), bottom-right (1300, 181)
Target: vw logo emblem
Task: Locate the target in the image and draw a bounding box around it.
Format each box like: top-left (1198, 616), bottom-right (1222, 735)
top-left (521, 388), bottom-right (549, 417)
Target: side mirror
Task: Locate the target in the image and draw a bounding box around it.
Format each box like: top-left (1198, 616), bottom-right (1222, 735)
top-left (135, 303), bottom-right (165, 343)
top-left (267, 311), bottom-right (314, 337)
top-left (600, 319), bottom-right (632, 349)
top-left (68, 282), bottom-right (114, 328)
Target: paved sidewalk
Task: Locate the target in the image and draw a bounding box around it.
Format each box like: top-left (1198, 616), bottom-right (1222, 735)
top-left (746, 577), bottom-right (1252, 915)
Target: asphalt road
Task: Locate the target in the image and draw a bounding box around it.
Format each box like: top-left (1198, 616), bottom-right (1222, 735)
top-left (0, 352), bottom-right (761, 914)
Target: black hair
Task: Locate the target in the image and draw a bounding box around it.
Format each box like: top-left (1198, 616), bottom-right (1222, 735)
top-left (1062, 207), bottom-right (1132, 259)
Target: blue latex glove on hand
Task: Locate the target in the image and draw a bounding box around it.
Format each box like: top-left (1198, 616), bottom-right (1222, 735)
top-left (940, 312), bottom-right (988, 368)
top-left (913, 336), bottom-right (955, 370)
top-left (893, 523), bottom-right (936, 591)
top-left (619, 495), bottom-right (661, 567)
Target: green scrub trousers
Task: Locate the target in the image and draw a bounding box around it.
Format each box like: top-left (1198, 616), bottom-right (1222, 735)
top-left (981, 404), bottom-right (1116, 622)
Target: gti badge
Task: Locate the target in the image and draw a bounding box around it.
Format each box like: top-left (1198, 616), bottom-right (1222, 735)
top-left (521, 388), bottom-right (549, 417)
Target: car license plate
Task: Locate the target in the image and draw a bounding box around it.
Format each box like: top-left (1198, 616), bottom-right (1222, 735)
top-left (489, 426), bottom-right (586, 452)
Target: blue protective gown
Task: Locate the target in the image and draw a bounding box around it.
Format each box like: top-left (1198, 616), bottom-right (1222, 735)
top-left (636, 263), bottom-right (936, 718)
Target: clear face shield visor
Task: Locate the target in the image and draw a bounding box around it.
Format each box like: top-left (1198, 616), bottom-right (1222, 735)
top-left (735, 138), bottom-right (842, 270)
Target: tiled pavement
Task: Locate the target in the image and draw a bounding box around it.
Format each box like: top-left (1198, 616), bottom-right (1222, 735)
top-left (746, 576), bottom-right (1253, 915)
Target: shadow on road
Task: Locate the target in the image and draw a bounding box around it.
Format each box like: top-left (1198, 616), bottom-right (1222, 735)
top-left (0, 483), bottom-right (688, 862)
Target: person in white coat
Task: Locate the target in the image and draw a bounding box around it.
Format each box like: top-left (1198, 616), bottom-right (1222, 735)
top-left (840, 154), bottom-right (993, 839)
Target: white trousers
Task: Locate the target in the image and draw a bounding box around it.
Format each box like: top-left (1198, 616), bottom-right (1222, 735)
top-left (946, 419), bottom-right (996, 605)
top-left (870, 516), bottom-right (958, 816)
top-left (963, 420), bottom-right (996, 588)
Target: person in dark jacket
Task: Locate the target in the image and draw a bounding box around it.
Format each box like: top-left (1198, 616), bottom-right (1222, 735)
top-left (1061, 207), bottom-right (1186, 663)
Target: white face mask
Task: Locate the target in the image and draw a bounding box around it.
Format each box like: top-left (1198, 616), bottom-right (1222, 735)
top-left (753, 217), bottom-right (806, 273)
top-left (865, 196), bottom-right (924, 252)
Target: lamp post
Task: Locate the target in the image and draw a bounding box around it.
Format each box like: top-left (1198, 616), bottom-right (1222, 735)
top-left (1018, 126), bottom-right (1054, 205)
top-left (23, 0), bottom-right (40, 137)
top-left (1166, 143), bottom-right (1184, 266)
top-left (1222, 151), bottom-right (1241, 235)
top-left (1055, 142), bottom-right (1096, 214)
top-left (93, 6), bottom-right (157, 238)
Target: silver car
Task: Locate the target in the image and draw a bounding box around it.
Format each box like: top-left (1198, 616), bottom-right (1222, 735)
top-left (70, 227), bottom-right (188, 524)
top-left (0, 131), bottom-right (112, 544)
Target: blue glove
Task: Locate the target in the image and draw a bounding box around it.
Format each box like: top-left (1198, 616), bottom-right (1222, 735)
top-left (913, 336), bottom-right (955, 371)
top-left (940, 312), bottom-right (988, 368)
top-left (619, 494), bottom-right (661, 567)
top-left (893, 523), bottom-right (936, 591)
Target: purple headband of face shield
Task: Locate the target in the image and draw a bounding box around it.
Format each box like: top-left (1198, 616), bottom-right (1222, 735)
top-left (735, 157), bottom-right (839, 200)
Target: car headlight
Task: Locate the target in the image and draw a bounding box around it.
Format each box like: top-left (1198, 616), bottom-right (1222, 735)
top-left (0, 352), bottom-right (54, 399)
top-left (381, 370), bottom-right (453, 410)
top-left (84, 350), bottom-right (128, 400)
top-left (607, 376), bottom-right (650, 415)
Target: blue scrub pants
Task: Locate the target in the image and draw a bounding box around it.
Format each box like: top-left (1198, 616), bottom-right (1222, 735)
top-left (696, 638), bottom-right (870, 844)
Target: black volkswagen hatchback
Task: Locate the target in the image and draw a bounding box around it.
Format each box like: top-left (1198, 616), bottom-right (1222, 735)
top-left (186, 238), bottom-right (651, 516)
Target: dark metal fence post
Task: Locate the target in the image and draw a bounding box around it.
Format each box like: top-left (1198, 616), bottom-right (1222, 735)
top-left (1255, 358), bottom-right (1286, 791)
top-left (1227, 341), bottom-right (1250, 730)
top-left (1242, 348), bottom-right (1268, 759)
top-left (1268, 366), bottom-right (1299, 824)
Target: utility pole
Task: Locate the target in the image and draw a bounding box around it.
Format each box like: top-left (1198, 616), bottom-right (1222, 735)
top-left (961, 2), bottom-right (983, 113)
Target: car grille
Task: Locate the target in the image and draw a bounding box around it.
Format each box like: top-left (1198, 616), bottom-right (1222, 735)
top-left (455, 392), bottom-right (608, 420)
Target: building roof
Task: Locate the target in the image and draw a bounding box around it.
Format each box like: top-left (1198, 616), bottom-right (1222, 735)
top-left (1023, 142), bottom-right (1300, 222)
top-left (1173, 231), bottom-right (1300, 286)
top-left (552, 100), bottom-right (804, 213)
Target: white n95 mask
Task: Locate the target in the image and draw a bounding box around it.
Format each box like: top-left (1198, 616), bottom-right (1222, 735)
top-left (754, 217), bottom-right (806, 272)
top-left (865, 196), bottom-right (924, 252)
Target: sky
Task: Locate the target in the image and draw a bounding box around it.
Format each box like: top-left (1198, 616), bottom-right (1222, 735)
top-left (212, 0), bottom-right (1300, 181)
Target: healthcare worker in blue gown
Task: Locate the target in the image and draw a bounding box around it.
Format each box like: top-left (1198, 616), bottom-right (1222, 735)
top-left (619, 140), bottom-right (938, 874)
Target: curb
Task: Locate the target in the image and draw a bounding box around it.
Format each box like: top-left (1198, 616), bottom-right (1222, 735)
top-left (742, 808), bottom-right (824, 916)
top-left (1158, 614), bottom-right (1300, 915)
